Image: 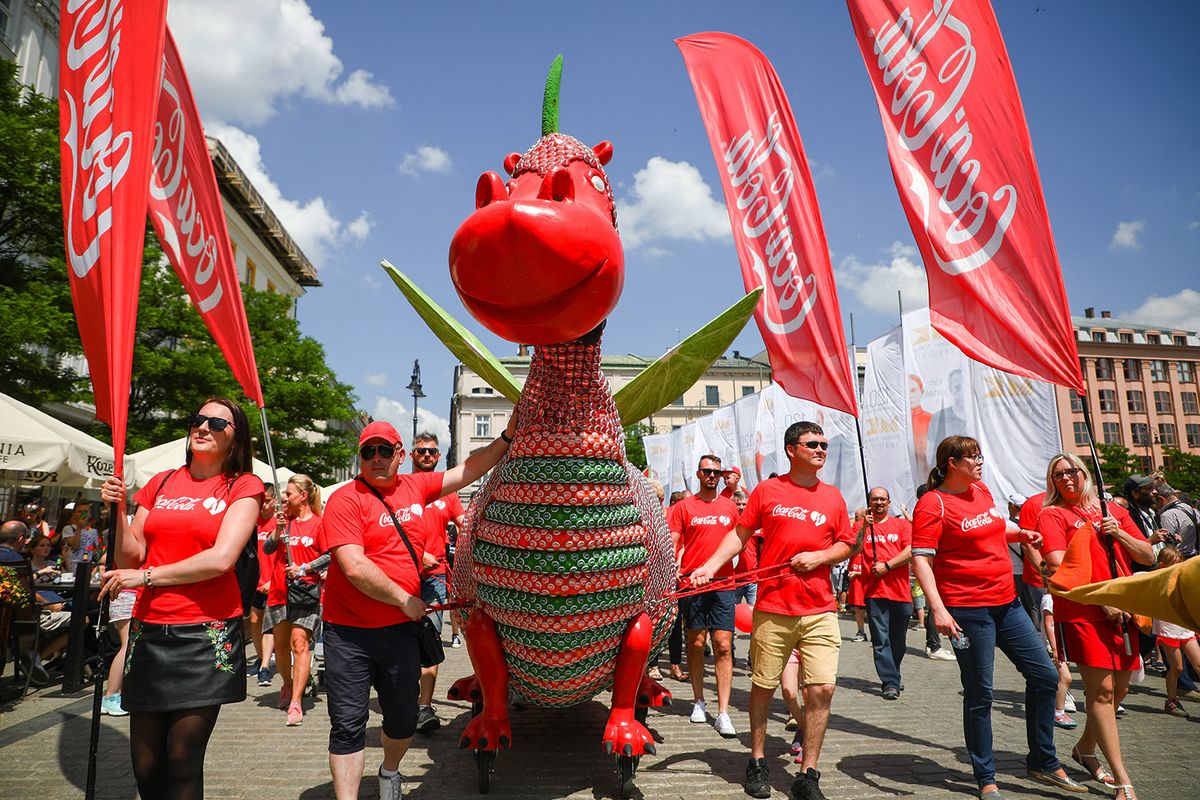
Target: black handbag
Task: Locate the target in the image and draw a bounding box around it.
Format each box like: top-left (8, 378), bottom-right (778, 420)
top-left (356, 478), bottom-right (446, 667)
top-left (281, 519), bottom-right (322, 615)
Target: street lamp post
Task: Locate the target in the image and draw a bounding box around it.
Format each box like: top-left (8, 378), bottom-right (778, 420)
top-left (406, 360), bottom-right (425, 446)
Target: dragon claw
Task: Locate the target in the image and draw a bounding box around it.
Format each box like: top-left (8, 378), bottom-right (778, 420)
top-left (602, 711), bottom-right (656, 758)
top-left (448, 675), bottom-right (481, 702)
top-left (461, 713), bottom-right (512, 753)
top-left (636, 674), bottom-right (673, 708)
top-left (622, 743), bottom-right (633, 757)
top-left (603, 740), bottom-right (614, 755)
top-left (644, 742), bottom-right (656, 756)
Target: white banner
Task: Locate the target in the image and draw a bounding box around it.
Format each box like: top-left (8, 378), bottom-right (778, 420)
top-left (974, 361), bottom-right (1062, 508)
top-left (642, 432), bottom-right (672, 505)
top-left (698, 405), bottom-right (738, 474)
top-left (862, 325), bottom-right (914, 515)
top-left (903, 308), bottom-right (975, 488)
top-left (734, 392), bottom-right (761, 491)
top-left (771, 384), bottom-right (865, 513)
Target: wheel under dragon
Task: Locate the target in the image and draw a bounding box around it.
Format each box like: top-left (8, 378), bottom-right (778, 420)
top-left (382, 56), bottom-right (761, 797)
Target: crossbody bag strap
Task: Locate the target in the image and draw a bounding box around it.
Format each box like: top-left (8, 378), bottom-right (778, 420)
top-left (355, 477), bottom-right (422, 570)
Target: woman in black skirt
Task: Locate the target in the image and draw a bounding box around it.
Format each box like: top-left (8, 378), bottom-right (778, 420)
top-left (100, 397), bottom-right (264, 799)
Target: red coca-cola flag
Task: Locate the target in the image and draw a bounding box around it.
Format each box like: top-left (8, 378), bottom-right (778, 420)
top-left (846, 0), bottom-right (1084, 391)
top-left (149, 28), bottom-right (264, 406)
top-left (677, 32), bottom-right (858, 415)
top-left (59, 0), bottom-right (169, 475)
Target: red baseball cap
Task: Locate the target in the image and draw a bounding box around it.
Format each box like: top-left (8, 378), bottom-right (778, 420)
top-left (358, 421), bottom-right (403, 448)
top-left (724, 466), bottom-right (742, 477)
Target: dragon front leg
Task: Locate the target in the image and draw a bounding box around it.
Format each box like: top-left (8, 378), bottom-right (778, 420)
top-left (603, 612), bottom-right (657, 757)
top-left (458, 609), bottom-right (512, 752)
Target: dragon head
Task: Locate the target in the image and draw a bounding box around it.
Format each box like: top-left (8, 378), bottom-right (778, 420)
top-left (449, 56), bottom-right (624, 345)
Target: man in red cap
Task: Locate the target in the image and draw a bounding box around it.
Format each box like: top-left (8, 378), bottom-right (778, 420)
top-left (320, 416), bottom-right (516, 800)
top-left (720, 466), bottom-right (743, 499)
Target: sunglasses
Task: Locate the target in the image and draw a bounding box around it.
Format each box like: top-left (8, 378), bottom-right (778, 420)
top-left (797, 441), bottom-right (829, 451)
top-left (360, 444), bottom-right (397, 461)
top-left (1052, 467), bottom-right (1084, 482)
top-left (188, 414), bottom-right (233, 432)
top-left (413, 447), bottom-right (440, 456)
top-left (699, 468), bottom-right (723, 477)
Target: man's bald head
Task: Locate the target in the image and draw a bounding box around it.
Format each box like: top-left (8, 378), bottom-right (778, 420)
top-left (0, 520), bottom-right (29, 546)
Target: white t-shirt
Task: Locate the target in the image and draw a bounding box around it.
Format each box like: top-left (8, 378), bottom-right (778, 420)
top-left (1153, 618), bottom-right (1196, 641)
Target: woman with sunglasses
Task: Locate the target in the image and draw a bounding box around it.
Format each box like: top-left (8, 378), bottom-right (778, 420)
top-left (99, 397), bottom-right (264, 800)
top-left (262, 474), bottom-right (327, 727)
top-left (911, 435), bottom-right (1082, 800)
top-left (1037, 453), bottom-right (1152, 800)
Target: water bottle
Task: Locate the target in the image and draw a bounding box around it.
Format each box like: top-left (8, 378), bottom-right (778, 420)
top-left (951, 632), bottom-right (971, 650)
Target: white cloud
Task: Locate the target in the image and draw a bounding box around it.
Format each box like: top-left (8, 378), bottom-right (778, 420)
top-left (365, 373), bottom-right (389, 387)
top-left (371, 396), bottom-right (452, 465)
top-left (1121, 289), bottom-right (1200, 334)
top-left (616, 157), bottom-right (731, 249)
top-left (837, 241), bottom-right (929, 313)
top-left (168, 0), bottom-right (394, 126)
top-left (360, 272), bottom-right (382, 290)
top-left (347, 212), bottom-right (374, 242)
top-left (1109, 219), bottom-right (1145, 250)
top-left (1188, 220), bottom-right (1200, 231)
top-left (398, 146), bottom-right (453, 176)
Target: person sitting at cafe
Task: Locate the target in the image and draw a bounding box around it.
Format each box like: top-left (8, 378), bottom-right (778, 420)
top-left (1, 520), bottom-right (71, 685)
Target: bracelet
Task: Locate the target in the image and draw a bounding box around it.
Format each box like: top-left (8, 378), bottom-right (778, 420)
top-left (499, 430), bottom-right (513, 444)
top-left (143, 567), bottom-right (153, 587)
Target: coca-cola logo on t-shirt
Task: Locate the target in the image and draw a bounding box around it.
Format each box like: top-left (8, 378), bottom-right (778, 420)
top-left (770, 505), bottom-right (827, 526)
top-left (154, 495), bottom-right (202, 511)
top-left (689, 514), bottom-right (729, 526)
top-left (377, 504), bottom-right (424, 528)
top-left (202, 497), bottom-right (227, 515)
top-left (962, 508), bottom-right (1002, 532)
top-left (288, 535), bottom-right (316, 547)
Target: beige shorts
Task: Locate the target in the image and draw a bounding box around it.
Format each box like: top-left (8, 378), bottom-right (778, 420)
top-left (749, 609), bottom-right (840, 689)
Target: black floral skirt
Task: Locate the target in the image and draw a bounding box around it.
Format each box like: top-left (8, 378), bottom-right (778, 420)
top-left (122, 616), bottom-right (247, 713)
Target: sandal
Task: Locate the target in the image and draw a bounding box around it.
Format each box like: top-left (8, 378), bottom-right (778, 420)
top-left (1070, 746), bottom-right (1115, 786)
top-left (668, 666), bottom-right (689, 682)
top-left (1113, 784), bottom-right (1136, 800)
top-left (647, 666), bottom-right (663, 681)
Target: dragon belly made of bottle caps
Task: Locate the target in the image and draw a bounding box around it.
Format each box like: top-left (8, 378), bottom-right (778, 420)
top-left (380, 56), bottom-right (762, 796)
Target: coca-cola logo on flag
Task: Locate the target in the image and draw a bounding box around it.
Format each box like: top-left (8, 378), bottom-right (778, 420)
top-left (862, 2), bottom-right (1016, 276)
top-left (722, 112), bottom-right (817, 333)
top-left (61, 0), bottom-right (134, 278)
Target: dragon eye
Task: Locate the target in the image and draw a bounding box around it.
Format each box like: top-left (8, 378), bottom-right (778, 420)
top-left (589, 174), bottom-right (606, 193)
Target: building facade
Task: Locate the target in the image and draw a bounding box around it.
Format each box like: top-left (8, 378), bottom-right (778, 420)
top-left (1, 0), bottom-right (58, 97)
top-left (1056, 309), bottom-right (1200, 473)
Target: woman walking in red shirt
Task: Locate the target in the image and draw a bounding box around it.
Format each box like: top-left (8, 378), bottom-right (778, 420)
top-left (99, 397), bottom-right (264, 800)
top-left (263, 474), bottom-right (326, 726)
top-left (911, 436), bottom-right (1083, 800)
top-left (1038, 453), bottom-right (1152, 800)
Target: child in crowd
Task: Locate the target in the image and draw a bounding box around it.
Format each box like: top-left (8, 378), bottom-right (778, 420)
top-left (1153, 547), bottom-right (1200, 717)
top-left (1040, 592), bottom-right (1077, 728)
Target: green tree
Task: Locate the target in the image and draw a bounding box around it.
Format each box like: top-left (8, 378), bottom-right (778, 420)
top-left (0, 60), bottom-right (86, 404)
top-left (623, 422), bottom-right (653, 471)
top-left (1095, 443), bottom-right (1143, 491)
top-left (1161, 448), bottom-right (1200, 497)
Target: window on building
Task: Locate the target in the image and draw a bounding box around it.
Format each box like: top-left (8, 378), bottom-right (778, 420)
top-left (1154, 391), bottom-right (1174, 414)
top-left (1131, 423), bottom-right (1150, 446)
top-left (245, 257), bottom-right (257, 288)
top-left (741, 385), bottom-right (755, 397)
top-left (1091, 330), bottom-right (1105, 342)
top-left (474, 415), bottom-right (491, 438)
top-left (1179, 362), bottom-right (1196, 383)
top-left (1098, 389), bottom-right (1117, 412)
top-left (1150, 360), bottom-right (1168, 381)
top-left (1070, 393), bottom-right (1084, 413)
top-left (1138, 455), bottom-right (1153, 473)
top-left (1094, 358), bottom-right (1114, 380)
top-left (705, 385), bottom-right (719, 406)
top-left (1127, 390), bottom-right (1145, 413)
top-left (1073, 422), bottom-right (1089, 447)
top-left (1181, 391), bottom-right (1198, 415)
top-left (1122, 359), bottom-right (1141, 381)
top-left (1187, 423), bottom-right (1200, 448)
top-left (1102, 422), bottom-right (1122, 445)
top-left (1174, 335), bottom-right (1188, 346)
top-left (1119, 332), bottom-right (1134, 343)
top-left (671, 396), bottom-right (684, 406)
top-left (470, 387), bottom-right (495, 395)
top-left (1159, 423), bottom-right (1178, 447)
top-left (1148, 333), bottom-right (1162, 344)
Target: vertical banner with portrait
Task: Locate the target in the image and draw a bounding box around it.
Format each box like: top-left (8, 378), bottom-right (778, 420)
top-left (772, 388), bottom-right (864, 514)
top-left (903, 309), bottom-right (975, 486)
top-left (734, 391), bottom-right (761, 492)
top-left (698, 405), bottom-right (738, 477)
top-left (973, 362), bottom-right (1062, 506)
top-left (862, 325), bottom-right (915, 513)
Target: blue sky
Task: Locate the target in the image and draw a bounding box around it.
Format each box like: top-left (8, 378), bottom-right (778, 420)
top-left (169, 1), bottom-right (1200, 454)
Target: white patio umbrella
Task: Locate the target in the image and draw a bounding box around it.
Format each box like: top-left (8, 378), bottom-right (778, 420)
top-left (129, 437), bottom-right (295, 490)
top-left (0, 391), bottom-right (127, 488)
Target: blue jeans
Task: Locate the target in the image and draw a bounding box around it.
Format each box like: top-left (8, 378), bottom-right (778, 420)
top-left (866, 598), bottom-right (912, 691)
top-left (947, 600), bottom-right (1060, 787)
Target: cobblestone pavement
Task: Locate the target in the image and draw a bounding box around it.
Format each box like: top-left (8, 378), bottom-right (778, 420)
top-left (0, 617), bottom-right (1191, 799)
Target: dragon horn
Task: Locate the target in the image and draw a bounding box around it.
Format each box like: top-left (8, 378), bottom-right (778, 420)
top-left (542, 54), bottom-right (563, 137)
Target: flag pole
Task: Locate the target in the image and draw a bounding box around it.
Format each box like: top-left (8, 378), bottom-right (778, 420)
top-left (849, 314), bottom-right (877, 565)
top-left (258, 406), bottom-right (282, 496)
top-left (85, 499), bottom-right (119, 799)
top-left (1077, 390), bottom-right (1132, 656)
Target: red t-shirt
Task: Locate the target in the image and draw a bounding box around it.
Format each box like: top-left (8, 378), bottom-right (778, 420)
top-left (1018, 492), bottom-right (1047, 587)
top-left (738, 476), bottom-right (853, 616)
top-left (669, 494), bottom-right (739, 579)
top-left (267, 514), bottom-right (323, 607)
top-left (410, 491), bottom-right (465, 577)
top-left (911, 482), bottom-right (1014, 608)
top-left (1038, 503), bottom-right (1144, 624)
top-left (320, 473), bottom-right (443, 628)
top-left (132, 469), bottom-right (264, 624)
top-left (735, 530), bottom-right (761, 578)
top-left (255, 517), bottom-right (276, 592)
top-left (859, 515), bottom-right (913, 602)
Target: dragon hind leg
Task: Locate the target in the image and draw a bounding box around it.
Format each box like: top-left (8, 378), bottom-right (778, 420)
top-left (459, 610), bottom-right (512, 752)
top-left (603, 612), bottom-right (657, 757)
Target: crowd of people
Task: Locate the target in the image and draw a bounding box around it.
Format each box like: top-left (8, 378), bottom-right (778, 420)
top-left (3, 396), bottom-right (1198, 800)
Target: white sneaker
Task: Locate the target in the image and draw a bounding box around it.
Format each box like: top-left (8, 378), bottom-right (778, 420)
top-left (1064, 692), bottom-right (1077, 713)
top-left (377, 766), bottom-right (404, 800)
top-left (926, 646), bottom-right (956, 662)
top-left (451, 635), bottom-right (463, 649)
top-left (713, 711), bottom-right (737, 738)
top-left (690, 700), bottom-right (708, 723)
